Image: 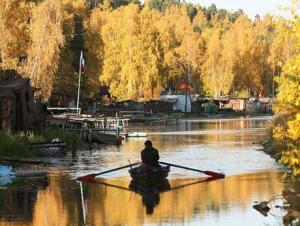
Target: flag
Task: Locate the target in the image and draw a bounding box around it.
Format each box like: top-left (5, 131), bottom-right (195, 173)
top-left (80, 51), bottom-right (85, 74)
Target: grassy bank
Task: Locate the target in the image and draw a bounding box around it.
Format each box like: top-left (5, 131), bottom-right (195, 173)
top-left (0, 130), bottom-right (31, 157)
top-left (0, 128), bottom-right (78, 158)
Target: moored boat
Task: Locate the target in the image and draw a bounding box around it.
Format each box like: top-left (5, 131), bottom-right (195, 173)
top-left (129, 164), bottom-right (170, 186)
top-left (127, 132), bottom-right (147, 138)
top-left (90, 131), bottom-right (122, 145)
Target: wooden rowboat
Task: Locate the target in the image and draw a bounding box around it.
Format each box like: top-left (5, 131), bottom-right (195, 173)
top-left (128, 164), bottom-right (170, 186)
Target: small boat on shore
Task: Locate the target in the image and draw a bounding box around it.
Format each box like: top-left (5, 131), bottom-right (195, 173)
top-left (0, 165), bottom-right (15, 186)
top-left (129, 164), bottom-right (170, 186)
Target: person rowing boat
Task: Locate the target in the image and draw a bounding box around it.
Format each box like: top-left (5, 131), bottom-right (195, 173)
top-left (77, 140), bottom-right (225, 181)
top-left (141, 140), bottom-right (160, 167)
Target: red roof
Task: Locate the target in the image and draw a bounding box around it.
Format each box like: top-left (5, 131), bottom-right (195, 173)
top-left (175, 81), bottom-right (195, 94)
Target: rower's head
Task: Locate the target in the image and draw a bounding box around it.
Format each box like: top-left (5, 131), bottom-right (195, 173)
top-left (144, 140), bottom-right (152, 147)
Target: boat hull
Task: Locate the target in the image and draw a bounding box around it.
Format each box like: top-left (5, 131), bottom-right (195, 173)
top-left (129, 164), bottom-right (170, 186)
top-left (91, 131), bottom-right (122, 145)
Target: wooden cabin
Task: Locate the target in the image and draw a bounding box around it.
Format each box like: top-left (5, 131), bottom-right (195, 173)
top-left (0, 78), bottom-right (49, 131)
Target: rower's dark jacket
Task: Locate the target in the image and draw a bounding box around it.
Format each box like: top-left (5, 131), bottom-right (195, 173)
top-left (141, 146), bottom-right (160, 167)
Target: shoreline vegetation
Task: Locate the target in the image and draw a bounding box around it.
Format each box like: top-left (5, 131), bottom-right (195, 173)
top-left (0, 112), bottom-right (271, 162)
top-left (261, 21), bottom-right (300, 183)
top-left (0, 128), bottom-right (78, 160)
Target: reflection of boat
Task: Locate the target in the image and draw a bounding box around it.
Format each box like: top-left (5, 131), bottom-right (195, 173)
top-left (129, 164), bottom-right (170, 186)
top-left (129, 179), bottom-right (171, 215)
top-left (129, 178), bottom-right (171, 194)
top-left (89, 176), bottom-right (222, 216)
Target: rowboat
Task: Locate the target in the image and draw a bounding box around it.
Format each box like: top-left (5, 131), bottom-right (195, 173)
top-left (128, 164), bottom-right (170, 186)
top-left (90, 131), bottom-right (122, 145)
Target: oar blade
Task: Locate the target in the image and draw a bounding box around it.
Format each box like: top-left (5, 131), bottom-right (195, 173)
top-left (203, 171), bottom-right (225, 179)
top-left (76, 162), bottom-right (141, 182)
top-left (77, 173), bottom-right (98, 182)
top-left (159, 161), bottom-right (225, 179)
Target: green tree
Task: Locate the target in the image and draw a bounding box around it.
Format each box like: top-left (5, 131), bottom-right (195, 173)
top-left (54, 0), bottom-right (88, 99)
top-left (147, 0), bottom-right (180, 12)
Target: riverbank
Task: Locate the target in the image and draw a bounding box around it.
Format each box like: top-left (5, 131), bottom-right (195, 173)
top-left (258, 113), bottom-right (300, 216)
top-left (0, 128), bottom-right (79, 163)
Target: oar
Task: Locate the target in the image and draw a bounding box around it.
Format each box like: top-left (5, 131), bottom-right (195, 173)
top-left (159, 161), bottom-right (225, 179)
top-left (77, 162), bottom-right (140, 181)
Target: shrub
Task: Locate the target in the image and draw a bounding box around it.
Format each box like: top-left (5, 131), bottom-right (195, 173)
top-left (202, 101), bottom-right (218, 113)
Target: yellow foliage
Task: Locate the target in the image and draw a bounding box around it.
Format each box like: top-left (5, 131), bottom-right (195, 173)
top-left (280, 149), bottom-right (300, 179)
top-left (273, 4), bottom-right (300, 179)
top-left (25, 0), bottom-right (64, 100)
top-left (287, 117), bottom-right (300, 141)
top-left (272, 125), bottom-right (287, 141)
top-left (0, 0), bottom-right (30, 72)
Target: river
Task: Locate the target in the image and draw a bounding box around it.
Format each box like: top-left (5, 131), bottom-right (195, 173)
top-left (0, 116), bottom-right (292, 226)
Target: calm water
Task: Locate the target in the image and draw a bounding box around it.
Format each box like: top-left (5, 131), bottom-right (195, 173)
top-left (0, 116), bottom-right (290, 226)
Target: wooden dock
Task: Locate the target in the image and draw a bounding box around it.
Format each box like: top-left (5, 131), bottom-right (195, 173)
top-left (50, 114), bottom-right (129, 145)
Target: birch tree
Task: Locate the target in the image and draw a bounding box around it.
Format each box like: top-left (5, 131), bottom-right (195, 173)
top-left (26, 0), bottom-right (64, 100)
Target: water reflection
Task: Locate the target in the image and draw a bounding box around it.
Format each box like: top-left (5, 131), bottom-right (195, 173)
top-left (73, 117), bottom-right (276, 180)
top-left (2, 117), bottom-right (296, 226)
top-left (0, 175), bottom-right (48, 223)
top-left (128, 177), bottom-right (223, 215)
top-left (0, 170), bottom-right (296, 225)
top-left (130, 117), bottom-right (269, 149)
top-left (80, 172), bottom-right (285, 226)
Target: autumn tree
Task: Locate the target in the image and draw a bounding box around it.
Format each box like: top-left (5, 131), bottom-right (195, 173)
top-left (138, 6), bottom-right (164, 98)
top-left (201, 16), bottom-right (233, 96)
top-left (100, 4), bottom-right (141, 100)
top-left (156, 5), bottom-right (195, 85)
top-left (272, 3), bottom-right (300, 179)
top-left (26, 0), bottom-right (64, 100)
top-left (0, 0), bottom-right (30, 73)
top-left (254, 15), bottom-right (275, 96)
top-left (225, 15), bottom-right (264, 97)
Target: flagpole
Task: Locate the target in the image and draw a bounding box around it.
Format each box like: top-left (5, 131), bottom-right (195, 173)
top-left (76, 51), bottom-right (83, 114)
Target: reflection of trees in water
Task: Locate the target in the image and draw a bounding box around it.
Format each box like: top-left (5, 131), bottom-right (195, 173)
top-left (0, 175), bottom-right (48, 222)
top-left (85, 172), bottom-right (284, 226)
top-left (0, 171), bottom-right (289, 226)
top-left (0, 173), bottom-right (84, 226)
